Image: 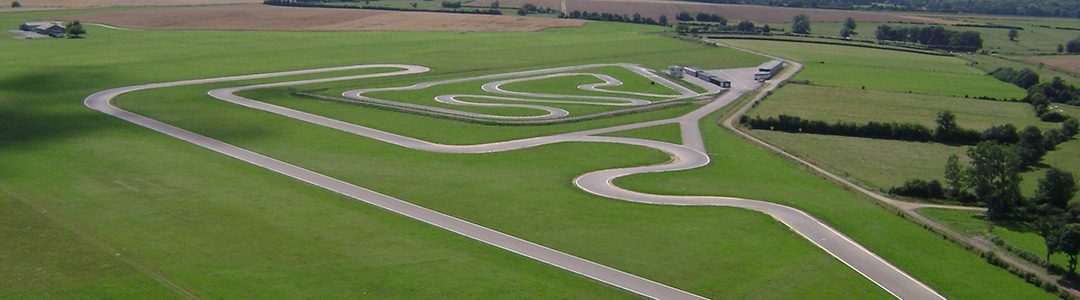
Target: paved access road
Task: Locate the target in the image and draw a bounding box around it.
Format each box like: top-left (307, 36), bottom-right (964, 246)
top-left (86, 63), bottom-right (944, 299)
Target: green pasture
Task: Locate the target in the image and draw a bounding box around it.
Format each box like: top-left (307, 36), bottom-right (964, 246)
top-left (750, 84), bottom-right (1053, 130)
top-left (720, 39), bottom-right (1026, 98)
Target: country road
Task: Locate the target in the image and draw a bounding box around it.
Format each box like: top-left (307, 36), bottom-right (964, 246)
top-left (85, 63), bottom-right (944, 299)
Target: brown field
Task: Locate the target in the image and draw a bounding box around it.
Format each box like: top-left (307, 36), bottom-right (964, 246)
top-left (17, 0), bottom-right (261, 7)
top-left (56, 4), bottom-right (586, 32)
top-left (1027, 55), bottom-right (1080, 74)
top-left (468, 0), bottom-right (940, 23)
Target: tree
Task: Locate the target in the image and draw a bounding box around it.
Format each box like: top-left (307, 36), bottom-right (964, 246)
top-left (66, 20), bottom-right (86, 38)
top-left (632, 13), bottom-right (641, 23)
top-left (516, 8), bottom-right (527, 15)
top-left (736, 20), bottom-right (754, 32)
top-left (11, 0), bottom-right (20, 8)
top-left (967, 141), bottom-right (1023, 220)
top-left (676, 11), bottom-right (692, 21)
top-left (1049, 224), bottom-right (1080, 274)
top-left (792, 14), bottom-right (810, 34)
top-left (843, 17), bottom-right (856, 30)
top-left (658, 15), bottom-right (668, 26)
top-left (1059, 44), bottom-right (1066, 54)
top-left (1065, 118), bottom-right (1079, 138)
top-left (1008, 28), bottom-right (1018, 41)
top-left (1016, 126), bottom-right (1046, 167)
top-left (1068, 37), bottom-right (1080, 54)
top-left (944, 154), bottom-right (966, 200)
top-left (762, 24), bottom-right (771, 34)
top-left (1037, 168), bottom-right (1078, 210)
top-left (840, 26), bottom-right (852, 38)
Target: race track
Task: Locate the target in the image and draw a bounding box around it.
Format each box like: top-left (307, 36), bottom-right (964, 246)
top-left (85, 63), bottom-right (944, 299)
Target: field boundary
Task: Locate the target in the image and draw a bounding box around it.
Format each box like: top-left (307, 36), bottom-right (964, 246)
top-left (703, 34), bottom-right (952, 56)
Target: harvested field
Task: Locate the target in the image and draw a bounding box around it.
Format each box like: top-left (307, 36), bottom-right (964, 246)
top-left (17, 0), bottom-right (261, 7)
top-left (57, 4), bottom-right (585, 32)
top-left (1027, 55), bottom-right (1080, 74)
top-left (467, 0), bottom-right (940, 23)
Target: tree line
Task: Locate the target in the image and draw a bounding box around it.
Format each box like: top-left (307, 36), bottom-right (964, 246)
top-left (263, 0), bottom-right (503, 15)
top-left (561, 10), bottom-right (668, 26)
top-left (874, 24), bottom-right (983, 51)
top-left (989, 67), bottom-right (1080, 122)
top-left (675, 0), bottom-right (1080, 18)
top-left (744, 112), bottom-right (1077, 166)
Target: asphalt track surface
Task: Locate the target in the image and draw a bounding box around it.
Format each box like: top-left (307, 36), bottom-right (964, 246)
top-left (85, 63), bottom-right (944, 299)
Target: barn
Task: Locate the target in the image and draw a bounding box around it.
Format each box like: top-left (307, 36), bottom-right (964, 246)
top-left (19, 21), bottom-right (66, 38)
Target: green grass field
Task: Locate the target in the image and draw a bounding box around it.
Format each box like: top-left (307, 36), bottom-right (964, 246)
top-left (721, 39), bottom-right (1027, 98)
top-left (0, 6), bottom-right (1061, 299)
top-left (614, 109), bottom-right (1053, 299)
top-left (764, 18), bottom-right (1080, 55)
top-left (0, 8), bottom-right (896, 299)
top-left (965, 54), bottom-right (1080, 84)
top-left (750, 84), bottom-right (1053, 130)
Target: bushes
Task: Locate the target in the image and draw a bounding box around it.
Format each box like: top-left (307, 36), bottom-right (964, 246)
top-left (890, 179), bottom-right (945, 199)
top-left (563, 10), bottom-right (665, 26)
top-left (990, 67), bottom-right (1040, 89)
top-left (742, 114), bottom-right (986, 144)
top-left (875, 24), bottom-right (983, 51)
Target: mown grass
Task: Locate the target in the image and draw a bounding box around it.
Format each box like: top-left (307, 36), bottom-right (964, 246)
top-left (0, 9), bottom-right (771, 297)
top-left (615, 109), bottom-right (1055, 299)
top-left (117, 72), bottom-right (891, 299)
top-left (965, 54), bottom-right (1080, 84)
top-left (602, 123), bottom-right (683, 144)
top-left (721, 39), bottom-right (1027, 98)
top-left (751, 130), bottom-right (968, 190)
top-left (750, 84), bottom-right (1054, 130)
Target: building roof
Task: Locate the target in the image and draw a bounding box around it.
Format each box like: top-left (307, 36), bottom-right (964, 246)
top-left (758, 59), bottom-right (783, 70)
top-left (21, 21), bottom-right (65, 30)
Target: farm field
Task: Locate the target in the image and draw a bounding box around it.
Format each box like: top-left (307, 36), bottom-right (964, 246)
top-left (467, 0), bottom-right (935, 23)
top-left (1027, 55), bottom-right (1080, 74)
top-left (965, 54), bottom-right (1080, 85)
top-left (14, 0), bottom-right (259, 7)
top-left (55, 4), bottom-right (585, 32)
top-left (762, 17), bottom-right (1080, 56)
top-left (749, 84), bottom-right (1052, 130)
top-left (720, 39), bottom-right (1027, 98)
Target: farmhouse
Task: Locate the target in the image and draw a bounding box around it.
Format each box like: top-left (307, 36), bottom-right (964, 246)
top-left (754, 59), bottom-right (784, 81)
top-left (19, 21), bottom-right (66, 38)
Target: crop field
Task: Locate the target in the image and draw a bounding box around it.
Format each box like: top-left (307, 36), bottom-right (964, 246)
top-left (720, 39), bottom-right (1027, 98)
top-left (56, 4), bottom-right (586, 32)
top-left (1027, 55), bottom-right (1080, 74)
top-left (15, 0), bottom-right (260, 7)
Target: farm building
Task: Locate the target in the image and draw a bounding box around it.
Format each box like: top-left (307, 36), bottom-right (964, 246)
top-left (754, 59), bottom-right (784, 81)
top-left (670, 65), bottom-right (731, 88)
top-left (19, 21), bottom-right (66, 38)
